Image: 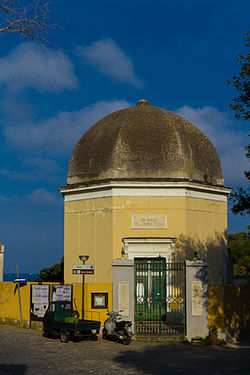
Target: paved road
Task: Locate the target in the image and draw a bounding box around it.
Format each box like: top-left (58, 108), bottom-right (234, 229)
top-left (0, 325), bottom-right (249, 375)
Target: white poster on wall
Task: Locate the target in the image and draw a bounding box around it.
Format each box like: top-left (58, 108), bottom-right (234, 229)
top-left (52, 285), bottom-right (72, 302)
top-left (31, 285), bottom-right (50, 318)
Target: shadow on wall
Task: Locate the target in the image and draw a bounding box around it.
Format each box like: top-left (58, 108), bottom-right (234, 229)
top-left (174, 232), bottom-right (249, 340)
top-left (208, 284), bottom-right (250, 340)
top-left (175, 231), bottom-right (233, 285)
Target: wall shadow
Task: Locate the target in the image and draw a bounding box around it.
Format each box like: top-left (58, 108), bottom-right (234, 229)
top-left (208, 284), bottom-right (250, 340)
top-left (175, 230), bottom-right (233, 285)
top-left (174, 232), bottom-right (250, 340)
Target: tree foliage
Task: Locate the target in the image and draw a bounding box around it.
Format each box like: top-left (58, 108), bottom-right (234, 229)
top-left (229, 187), bottom-right (250, 216)
top-left (228, 31), bottom-right (250, 122)
top-left (36, 256), bottom-right (64, 282)
top-left (228, 31), bottom-right (250, 215)
top-left (0, 0), bottom-right (56, 47)
top-left (228, 227), bottom-right (250, 275)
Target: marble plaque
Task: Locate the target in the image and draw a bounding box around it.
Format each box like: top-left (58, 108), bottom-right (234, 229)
top-left (132, 215), bottom-right (167, 229)
top-left (192, 281), bottom-right (203, 316)
top-left (118, 281), bottom-right (129, 316)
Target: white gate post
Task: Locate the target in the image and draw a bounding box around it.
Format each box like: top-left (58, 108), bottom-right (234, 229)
top-left (185, 260), bottom-right (209, 341)
top-left (112, 259), bottom-right (134, 323)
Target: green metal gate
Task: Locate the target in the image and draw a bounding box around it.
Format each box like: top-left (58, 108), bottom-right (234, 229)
top-left (134, 257), bottom-right (185, 336)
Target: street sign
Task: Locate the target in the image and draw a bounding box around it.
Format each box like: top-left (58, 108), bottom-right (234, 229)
top-left (72, 269), bottom-right (94, 275)
top-left (73, 264), bottom-right (94, 270)
top-left (13, 278), bottom-right (27, 284)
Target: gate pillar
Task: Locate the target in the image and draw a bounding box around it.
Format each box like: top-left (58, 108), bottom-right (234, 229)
top-left (112, 259), bottom-right (134, 323)
top-left (185, 260), bottom-right (209, 341)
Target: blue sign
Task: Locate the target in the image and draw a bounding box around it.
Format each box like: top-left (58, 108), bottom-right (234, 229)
top-left (13, 278), bottom-right (27, 284)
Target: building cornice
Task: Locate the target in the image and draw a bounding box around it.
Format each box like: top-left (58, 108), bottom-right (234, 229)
top-left (59, 180), bottom-right (231, 203)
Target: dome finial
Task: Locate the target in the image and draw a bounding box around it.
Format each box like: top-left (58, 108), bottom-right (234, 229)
top-left (137, 99), bottom-right (150, 107)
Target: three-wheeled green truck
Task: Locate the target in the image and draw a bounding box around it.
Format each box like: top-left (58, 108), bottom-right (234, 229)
top-left (43, 300), bottom-right (101, 343)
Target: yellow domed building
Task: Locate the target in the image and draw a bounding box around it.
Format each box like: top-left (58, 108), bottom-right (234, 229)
top-left (60, 99), bottom-right (232, 293)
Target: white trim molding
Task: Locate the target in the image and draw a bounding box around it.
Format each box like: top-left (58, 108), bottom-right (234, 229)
top-left (122, 237), bottom-right (176, 260)
top-left (60, 181), bottom-right (231, 203)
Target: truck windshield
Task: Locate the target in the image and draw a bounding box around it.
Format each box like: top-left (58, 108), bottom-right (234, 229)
top-left (62, 303), bottom-right (71, 310)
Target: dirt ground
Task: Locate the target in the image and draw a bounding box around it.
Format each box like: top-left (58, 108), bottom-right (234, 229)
top-left (0, 325), bottom-right (249, 375)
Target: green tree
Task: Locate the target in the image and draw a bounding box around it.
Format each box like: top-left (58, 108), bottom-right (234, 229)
top-left (228, 31), bottom-right (250, 215)
top-left (36, 256), bottom-right (64, 282)
top-left (228, 227), bottom-right (250, 275)
top-left (228, 31), bottom-right (250, 122)
top-left (230, 187), bottom-right (250, 216)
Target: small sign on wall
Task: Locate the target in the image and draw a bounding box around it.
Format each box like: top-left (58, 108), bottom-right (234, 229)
top-left (91, 292), bottom-right (108, 309)
top-left (132, 215), bottom-right (167, 229)
top-left (192, 281), bottom-right (203, 316)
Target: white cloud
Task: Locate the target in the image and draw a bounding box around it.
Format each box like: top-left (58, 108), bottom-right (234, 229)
top-left (27, 188), bottom-right (61, 205)
top-left (3, 99), bottom-right (131, 155)
top-left (79, 38), bottom-right (143, 88)
top-left (175, 105), bottom-right (248, 187)
top-left (0, 43), bottom-right (78, 93)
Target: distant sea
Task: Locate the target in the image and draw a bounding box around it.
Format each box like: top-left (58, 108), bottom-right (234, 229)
top-left (3, 273), bottom-right (38, 282)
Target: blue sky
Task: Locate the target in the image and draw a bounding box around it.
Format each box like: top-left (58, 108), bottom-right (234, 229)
top-left (0, 0), bottom-right (249, 273)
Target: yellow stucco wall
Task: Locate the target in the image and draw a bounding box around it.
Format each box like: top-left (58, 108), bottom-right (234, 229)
top-left (185, 198), bottom-right (228, 284)
top-left (64, 195), bottom-right (228, 285)
top-left (1, 281), bottom-right (249, 337)
top-left (0, 282), bottom-right (112, 327)
top-left (0, 282), bottom-right (31, 324)
top-left (65, 198), bottom-right (113, 284)
top-left (208, 285), bottom-right (250, 333)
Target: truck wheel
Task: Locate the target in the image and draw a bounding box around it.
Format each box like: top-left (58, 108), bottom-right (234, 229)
top-left (60, 332), bottom-right (69, 343)
top-left (90, 334), bottom-right (98, 341)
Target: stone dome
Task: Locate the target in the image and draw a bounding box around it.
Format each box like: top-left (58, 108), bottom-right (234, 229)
top-left (67, 100), bottom-right (224, 186)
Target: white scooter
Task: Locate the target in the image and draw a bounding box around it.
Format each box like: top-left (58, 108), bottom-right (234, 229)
top-left (102, 310), bottom-right (133, 345)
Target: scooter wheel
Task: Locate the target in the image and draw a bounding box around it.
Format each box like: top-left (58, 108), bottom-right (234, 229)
top-left (102, 328), bottom-right (108, 340)
top-left (121, 336), bottom-right (131, 345)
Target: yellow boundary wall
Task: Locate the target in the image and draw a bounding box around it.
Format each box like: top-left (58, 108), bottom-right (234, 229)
top-left (0, 282), bottom-right (112, 328)
top-left (208, 284), bottom-right (250, 336)
top-left (1, 282), bottom-right (249, 337)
